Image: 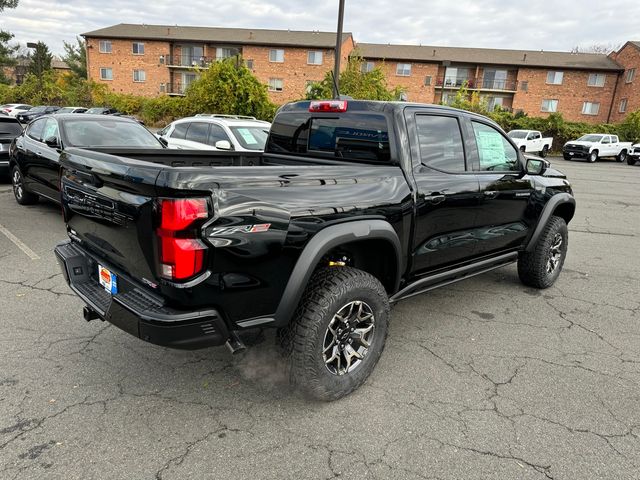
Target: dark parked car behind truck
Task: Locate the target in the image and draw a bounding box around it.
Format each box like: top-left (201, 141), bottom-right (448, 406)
top-left (55, 100), bottom-right (575, 400)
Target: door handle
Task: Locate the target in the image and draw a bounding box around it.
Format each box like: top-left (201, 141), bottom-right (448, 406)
top-left (424, 194), bottom-right (446, 205)
top-left (36, 151), bottom-right (43, 156)
top-left (483, 190), bottom-right (499, 199)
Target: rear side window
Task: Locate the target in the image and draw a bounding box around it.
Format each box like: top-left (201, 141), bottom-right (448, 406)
top-left (415, 115), bottom-right (465, 172)
top-left (268, 112), bottom-right (391, 164)
top-left (27, 119), bottom-right (46, 141)
top-left (185, 122), bottom-right (209, 144)
top-left (170, 122), bottom-right (189, 140)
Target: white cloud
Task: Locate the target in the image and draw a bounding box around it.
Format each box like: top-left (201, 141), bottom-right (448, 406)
top-left (3, 0), bottom-right (639, 55)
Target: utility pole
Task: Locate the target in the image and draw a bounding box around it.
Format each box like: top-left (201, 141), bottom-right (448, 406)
top-left (333, 0), bottom-right (346, 99)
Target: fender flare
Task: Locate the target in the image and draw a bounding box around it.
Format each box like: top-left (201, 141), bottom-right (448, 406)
top-left (525, 193), bottom-right (575, 252)
top-left (272, 219), bottom-right (402, 327)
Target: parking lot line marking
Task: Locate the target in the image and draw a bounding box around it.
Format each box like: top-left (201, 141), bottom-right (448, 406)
top-left (0, 222), bottom-right (40, 260)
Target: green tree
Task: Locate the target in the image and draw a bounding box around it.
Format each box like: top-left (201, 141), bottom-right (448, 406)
top-left (306, 56), bottom-right (403, 101)
top-left (0, 30), bottom-right (18, 84)
top-left (446, 82), bottom-right (489, 114)
top-left (62, 36), bottom-right (87, 78)
top-left (28, 41), bottom-right (53, 77)
top-left (184, 58), bottom-right (276, 120)
top-left (0, 1), bottom-right (19, 11)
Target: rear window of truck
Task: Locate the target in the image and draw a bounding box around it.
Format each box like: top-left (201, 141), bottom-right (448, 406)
top-left (267, 113), bottom-right (391, 164)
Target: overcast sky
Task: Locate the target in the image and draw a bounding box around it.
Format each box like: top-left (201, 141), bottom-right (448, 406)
top-left (3, 0), bottom-right (639, 55)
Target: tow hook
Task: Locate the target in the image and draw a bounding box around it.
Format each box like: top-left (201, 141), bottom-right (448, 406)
top-left (225, 331), bottom-right (247, 355)
top-left (83, 306), bottom-right (101, 322)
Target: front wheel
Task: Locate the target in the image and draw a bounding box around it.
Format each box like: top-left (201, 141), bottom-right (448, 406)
top-left (518, 216), bottom-right (568, 289)
top-left (617, 150), bottom-right (627, 163)
top-left (281, 267), bottom-right (390, 401)
top-left (12, 166), bottom-right (38, 205)
top-left (539, 145), bottom-right (549, 158)
top-left (628, 156), bottom-right (638, 166)
top-left (589, 151), bottom-right (598, 163)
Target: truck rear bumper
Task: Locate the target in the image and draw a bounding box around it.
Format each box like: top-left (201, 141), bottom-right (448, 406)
top-left (55, 240), bottom-right (229, 350)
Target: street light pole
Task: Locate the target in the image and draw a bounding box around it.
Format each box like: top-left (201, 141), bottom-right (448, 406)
top-left (333, 0), bottom-right (346, 99)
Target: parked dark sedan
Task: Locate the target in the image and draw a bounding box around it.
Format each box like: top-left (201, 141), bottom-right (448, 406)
top-left (0, 116), bottom-right (23, 178)
top-left (84, 107), bottom-right (120, 115)
top-left (9, 114), bottom-right (165, 205)
top-left (16, 106), bottom-right (60, 124)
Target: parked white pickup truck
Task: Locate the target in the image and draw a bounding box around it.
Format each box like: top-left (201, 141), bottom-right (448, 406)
top-left (507, 130), bottom-right (553, 157)
top-left (562, 134), bottom-right (632, 163)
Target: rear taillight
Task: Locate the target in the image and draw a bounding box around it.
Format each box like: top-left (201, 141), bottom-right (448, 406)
top-left (157, 198), bottom-right (209, 281)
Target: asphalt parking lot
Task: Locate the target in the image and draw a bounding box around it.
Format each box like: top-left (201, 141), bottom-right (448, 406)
top-left (1, 157), bottom-right (639, 480)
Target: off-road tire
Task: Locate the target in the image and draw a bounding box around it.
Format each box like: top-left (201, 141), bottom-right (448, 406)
top-left (627, 156), bottom-right (638, 166)
top-left (518, 216), bottom-right (568, 289)
top-left (12, 166), bottom-right (38, 205)
top-left (589, 150), bottom-right (598, 163)
top-left (539, 145), bottom-right (549, 158)
top-left (617, 150), bottom-right (627, 163)
top-left (280, 267), bottom-right (390, 401)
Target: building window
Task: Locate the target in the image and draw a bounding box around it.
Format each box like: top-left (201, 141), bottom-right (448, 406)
top-left (268, 78), bottom-right (283, 92)
top-left (269, 49), bottom-right (284, 63)
top-left (626, 68), bottom-right (636, 83)
top-left (520, 81), bottom-right (528, 92)
top-left (361, 61), bottom-right (374, 73)
top-left (546, 71), bottom-right (564, 85)
top-left (307, 51), bottom-right (323, 65)
top-left (245, 59), bottom-right (254, 70)
top-left (582, 102), bottom-right (600, 115)
top-left (99, 67), bottom-right (113, 80)
top-left (216, 47), bottom-right (240, 61)
top-left (486, 96), bottom-right (505, 111)
top-left (441, 92), bottom-right (455, 106)
top-left (133, 69), bottom-right (146, 82)
top-left (619, 98), bottom-right (628, 113)
top-left (444, 67), bottom-right (470, 86)
top-left (396, 63), bottom-right (412, 76)
top-left (587, 73), bottom-right (606, 87)
top-left (99, 40), bottom-right (112, 53)
top-left (132, 42), bottom-right (145, 55)
top-left (424, 75), bottom-right (432, 86)
top-left (541, 99), bottom-right (558, 112)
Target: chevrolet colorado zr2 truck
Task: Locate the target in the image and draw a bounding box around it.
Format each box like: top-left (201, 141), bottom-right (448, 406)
top-left (54, 100), bottom-right (575, 401)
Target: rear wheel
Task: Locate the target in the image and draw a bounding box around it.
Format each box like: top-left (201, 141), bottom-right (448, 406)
top-left (617, 150), bottom-right (627, 163)
top-left (12, 166), bottom-right (38, 205)
top-left (539, 145), bottom-right (549, 158)
top-left (281, 267), bottom-right (390, 401)
top-left (518, 216), bottom-right (568, 289)
top-left (589, 150), bottom-right (598, 163)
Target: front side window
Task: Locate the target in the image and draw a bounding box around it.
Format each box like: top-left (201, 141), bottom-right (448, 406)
top-left (415, 115), bottom-right (466, 172)
top-left (619, 98), bottom-right (628, 113)
top-left (541, 99), bottom-right (558, 112)
top-left (208, 124), bottom-right (231, 146)
top-left (132, 42), bottom-right (144, 55)
top-left (626, 68), bottom-right (636, 83)
top-left (100, 67), bottom-right (113, 80)
top-left (268, 78), bottom-right (283, 92)
top-left (133, 69), bottom-right (146, 82)
top-left (582, 102), bottom-right (600, 115)
top-left (472, 122), bottom-right (520, 172)
top-left (307, 51), bottom-right (323, 65)
top-left (27, 118), bottom-right (46, 141)
top-left (99, 40), bottom-right (112, 53)
top-left (269, 49), bottom-right (284, 63)
top-left (42, 118), bottom-right (59, 142)
top-left (587, 73), bottom-right (606, 87)
top-left (546, 71), bottom-right (564, 85)
top-left (396, 63), bottom-right (412, 76)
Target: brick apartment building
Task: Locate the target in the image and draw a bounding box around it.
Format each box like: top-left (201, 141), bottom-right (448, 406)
top-left (82, 23), bottom-right (640, 124)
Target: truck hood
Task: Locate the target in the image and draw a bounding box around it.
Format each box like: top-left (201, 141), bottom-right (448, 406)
top-left (543, 166), bottom-right (567, 178)
top-left (564, 140), bottom-right (594, 148)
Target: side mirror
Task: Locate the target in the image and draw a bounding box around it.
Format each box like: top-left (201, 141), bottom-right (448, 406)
top-left (526, 158), bottom-right (549, 175)
top-left (44, 136), bottom-right (60, 149)
top-left (215, 140), bottom-right (233, 150)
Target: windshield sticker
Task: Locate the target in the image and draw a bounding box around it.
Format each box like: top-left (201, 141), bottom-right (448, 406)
top-left (237, 128), bottom-right (258, 145)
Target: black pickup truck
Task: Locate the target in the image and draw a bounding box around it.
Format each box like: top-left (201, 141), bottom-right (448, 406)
top-left (55, 100), bottom-right (575, 400)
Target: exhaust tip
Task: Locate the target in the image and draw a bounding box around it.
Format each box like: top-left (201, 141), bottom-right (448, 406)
top-left (225, 331), bottom-right (247, 355)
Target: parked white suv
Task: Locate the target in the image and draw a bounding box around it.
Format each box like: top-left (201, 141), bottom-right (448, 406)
top-left (563, 134), bottom-right (632, 163)
top-left (158, 115), bottom-right (271, 151)
top-left (507, 130), bottom-right (553, 157)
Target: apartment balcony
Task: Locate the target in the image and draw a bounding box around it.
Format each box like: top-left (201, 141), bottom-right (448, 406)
top-left (436, 77), bottom-right (518, 92)
top-left (164, 82), bottom-right (189, 96)
top-left (164, 55), bottom-right (216, 68)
